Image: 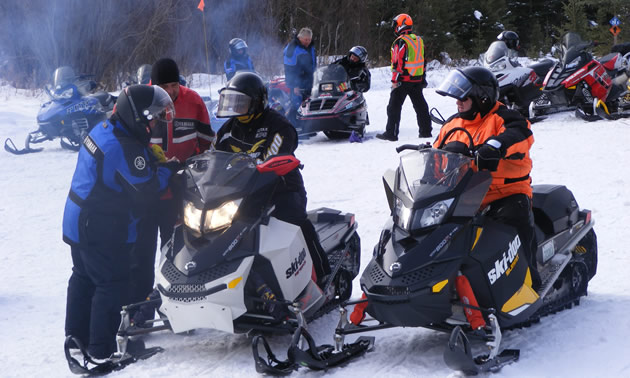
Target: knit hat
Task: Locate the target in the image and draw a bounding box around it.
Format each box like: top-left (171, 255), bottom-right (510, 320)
top-left (151, 58), bottom-right (180, 85)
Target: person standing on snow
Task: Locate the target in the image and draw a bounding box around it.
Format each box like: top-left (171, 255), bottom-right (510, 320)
top-left (334, 45), bottom-right (371, 93)
top-left (434, 66), bottom-right (541, 301)
top-left (377, 13), bottom-right (432, 141)
top-left (129, 58), bottom-right (214, 318)
top-left (283, 27), bottom-right (317, 125)
top-left (63, 85), bottom-right (181, 359)
top-left (224, 38), bottom-right (255, 81)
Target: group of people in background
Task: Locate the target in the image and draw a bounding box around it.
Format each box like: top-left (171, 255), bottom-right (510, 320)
top-left (63, 12), bottom-right (538, 360)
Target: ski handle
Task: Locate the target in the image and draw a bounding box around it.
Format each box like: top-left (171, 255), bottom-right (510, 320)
top-left (395, 127), bottom-right (475, 155)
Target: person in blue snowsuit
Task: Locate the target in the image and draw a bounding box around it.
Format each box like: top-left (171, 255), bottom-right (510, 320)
top-left (283, 27), bottom-right (317, 124)
top-left (63, 85), bottom-right (180, 359)
top-left (224, 38), bottom-right (255, 81)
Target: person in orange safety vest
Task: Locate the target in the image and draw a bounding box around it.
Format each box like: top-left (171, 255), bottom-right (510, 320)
top-left (376, 13), bottom-right (432, 141)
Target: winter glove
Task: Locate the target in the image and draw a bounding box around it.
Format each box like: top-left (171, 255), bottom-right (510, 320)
top-left (475, 139), bottom-right (503, 171)
top-left (150, 144), bottom-right (167, 162)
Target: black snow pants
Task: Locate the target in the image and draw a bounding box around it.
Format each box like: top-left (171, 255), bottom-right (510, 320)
top-left (384, 81), bottom-right (432, 137)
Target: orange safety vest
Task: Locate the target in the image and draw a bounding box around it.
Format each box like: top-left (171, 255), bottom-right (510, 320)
top-left (391, 34), bottom-right (425, 77)
top-left (433, 103), bottom-right (533, 209)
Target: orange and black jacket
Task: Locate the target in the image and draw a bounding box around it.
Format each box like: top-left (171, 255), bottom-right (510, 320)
top-left (433, 102), bottom-right (534, 209)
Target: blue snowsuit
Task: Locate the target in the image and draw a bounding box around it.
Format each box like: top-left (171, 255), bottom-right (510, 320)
top-left (283, 37), bottom-right (317, 122)
top-left (63, 115), bottom-right (174, 358)
top-left (224, 54), bottom-right (255, 81)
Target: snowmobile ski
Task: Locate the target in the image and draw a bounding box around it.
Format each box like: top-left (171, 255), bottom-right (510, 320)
top-left (4, 137), bottom-right (43, 155)
top-left (64, 336), bottom-right (163, 376)
top-left (443, 315), bottom-right (519, 375)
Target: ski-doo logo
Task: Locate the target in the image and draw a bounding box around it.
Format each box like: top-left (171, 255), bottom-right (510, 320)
top-left (134, 156), bottom-right (146, 170)
top-left (487, 235), bottom-right (521, 285)
top-left (285, 248), bottom-right (307, 279)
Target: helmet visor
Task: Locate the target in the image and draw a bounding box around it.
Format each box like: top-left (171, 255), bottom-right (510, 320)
top-left (436, 70), bottom-right (472, 101)
top-left (144, 85), bottom-right (175, 122)
top-left (216, 89), bottom-right (252, 118)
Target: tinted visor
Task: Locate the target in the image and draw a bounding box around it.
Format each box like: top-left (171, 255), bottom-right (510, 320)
top-left (216, 89), bottom-right (252, 118)
top-left (435, 70), bottom-right (473, 101)
top-left (144, 85), bottom-right (175, 122)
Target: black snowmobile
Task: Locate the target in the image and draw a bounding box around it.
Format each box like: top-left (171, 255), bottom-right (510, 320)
top-left (5, 66), bottom-right (115, 155)
top-left (267, 128), bottom-right (597, 375)
top-left (296, 63), bottom-right (369, 139)
top-left (65, 150), bottom-right (366, 375)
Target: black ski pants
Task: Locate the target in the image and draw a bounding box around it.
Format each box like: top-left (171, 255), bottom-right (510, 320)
top-left (485, 193), bottom-right (541, 289)
top-left (129, 198), bottom-right (178, 304)
top-left (65, 243), bottom-right (131, 359)
top-left (385, 81), bottom-right (432, 137)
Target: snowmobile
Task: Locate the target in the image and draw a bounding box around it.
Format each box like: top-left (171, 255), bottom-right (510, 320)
top-left (262, 127), bottom-right (597, 375)
top-left (482, 41), bottom-right (554, 121)
top-left (530, 32), bottom-right (630, 121)
top-left (296, 63), bottom-right (369, 139)
top-left (4, 66), bottom-right (115, 155)
top-left (64, 150), bottom-right (365, 375)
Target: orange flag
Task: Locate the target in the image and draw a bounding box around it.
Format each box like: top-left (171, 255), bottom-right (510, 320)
top-left (197, 0), bottom-right (204, 12)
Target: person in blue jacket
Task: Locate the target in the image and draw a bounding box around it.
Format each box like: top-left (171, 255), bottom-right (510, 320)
top-left (63, 84), bottom-right (181, 359)
top-left (224, 38), bottom-right (255, 81)
top-left (283, 27), bottom-right (317, 124)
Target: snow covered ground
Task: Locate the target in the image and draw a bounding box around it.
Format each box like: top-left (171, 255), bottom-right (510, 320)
top-left (2, 64), bottom-right (630, 377)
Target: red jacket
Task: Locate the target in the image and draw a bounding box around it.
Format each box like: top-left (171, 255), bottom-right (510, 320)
top-left (150, 85), bottom-right (213, 162)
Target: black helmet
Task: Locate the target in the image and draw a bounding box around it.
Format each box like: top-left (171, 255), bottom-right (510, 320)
top-left (436, 66), bottom-right (499, 117)
top-left (216, 72), bottom-right (268, 118)
top-left (136, 64), bottom-right (152, 85)
top-left (497, 31), bottom-right (520, 50)
top-left (229, 38), bottom-right (248, 55)
top-left (348, 46), bottom-right (368, 63)
top-left (114, 84), bottom-right (175, 144)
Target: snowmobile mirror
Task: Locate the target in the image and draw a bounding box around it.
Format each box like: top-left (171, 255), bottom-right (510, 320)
top-left (430, 107), bottom-right (446, 125)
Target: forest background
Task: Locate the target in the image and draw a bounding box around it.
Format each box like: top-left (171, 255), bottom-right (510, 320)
top-left (1, 0), bottom-right (629, 89)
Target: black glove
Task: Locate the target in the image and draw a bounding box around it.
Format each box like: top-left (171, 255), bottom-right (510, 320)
top-left (420, 74), bottom-right (428, 89)
top-left (476, 141), bottom-right (503, 171)
top-left (161, 160), bottom-right (184, 173)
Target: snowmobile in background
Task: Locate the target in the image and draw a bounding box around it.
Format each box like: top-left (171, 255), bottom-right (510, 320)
top-left (270, 128), bottom-right (597, 374)
top-left (296, 63), bottom-right (369, 139)
top-left (65, 150), bottom-right (367, 375)
top-left (482, 41), bottom-right (554, 121)
top-left (4, 66), bottom-right (115, 155)
top-left (530, 32), bottom-right (630, 121)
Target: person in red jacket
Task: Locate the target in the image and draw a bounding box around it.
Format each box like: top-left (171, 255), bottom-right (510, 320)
top-left (377, 13), bottom-right (432, 141)
top-left (129, 58), bottom-right (215, 316)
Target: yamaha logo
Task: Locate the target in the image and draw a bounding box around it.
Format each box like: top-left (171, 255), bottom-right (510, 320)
top-left (184, 261), bottom-right (197, 271)
top-left (134, 156), bottom-right (146, 170)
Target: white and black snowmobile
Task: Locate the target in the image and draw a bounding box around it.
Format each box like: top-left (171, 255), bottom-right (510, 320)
top-left (482, 41), bottom-right (554, 121)
top-left (65, 150), bottom-right (365, 374)
top-left (275, 128), bottom-right (597, 375)
top-left (296, 63), bottom-right (369, 139)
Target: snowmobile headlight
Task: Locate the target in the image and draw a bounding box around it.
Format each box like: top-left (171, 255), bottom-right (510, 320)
top-left (183, 202), bottom-right (203, 235)
top-left (56, 87), bottom-right (75, 100)
top-left (202, 199), bottom-right (242, 233)
top-left (490, 61), bottom-right (507, 71)
top-left (394, 197), bottom-right (413, 230)
top-left (320, 83), bottom-right (334, 92)
top-left (409, 198), bottom-right (454, 230)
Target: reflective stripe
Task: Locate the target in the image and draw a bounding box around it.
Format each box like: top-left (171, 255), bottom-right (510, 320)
top-left (391, 34), bottom-right (425, 76)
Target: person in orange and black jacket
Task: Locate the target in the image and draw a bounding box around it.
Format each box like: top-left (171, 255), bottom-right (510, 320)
top-left (129, 58), bottom-right (215, 315)
top-left (377, 13), bottom-right (432, 142)
top-left (434, 66), bottom-right (542, 293)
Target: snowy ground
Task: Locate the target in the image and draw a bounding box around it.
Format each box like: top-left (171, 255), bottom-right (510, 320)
top-left (1, 64), bottom-right (630, 377)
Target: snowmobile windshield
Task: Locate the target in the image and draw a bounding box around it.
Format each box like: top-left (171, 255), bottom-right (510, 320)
top-left (216, 89), bottom-right (252, 117)
top-left (186, 150), bottom-right (260, 206)
top-left (53, 66), bottom-right (77, 90)
top-left (313, 64), bottom-right (350, 96)
top-left (436, 70), bottom-right (472, 101)
top-left (562, 32), bottom-right (587, 50)
top-left (484, 41), bottom-right (509, 65)
top-left (397, 149), bottom-right (472, 201)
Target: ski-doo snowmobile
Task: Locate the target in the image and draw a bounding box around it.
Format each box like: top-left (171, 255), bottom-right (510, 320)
top-left (265, 128), bottom-right (597, 375)
top-left (4, 66), bottom-right (115, 155)
top-left (482, 41), bottom-right (554, 121)
top-left (531, 32), bottom-right (630, 121)
top-left (65, 150), bottom-right (364, 375)
top-left (296, 63), bottom-right (369, 139)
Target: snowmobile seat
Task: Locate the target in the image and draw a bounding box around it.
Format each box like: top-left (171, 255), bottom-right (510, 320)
top-left (89, 92), bottom-right (115, 108)
top-left (531, 185), bottom-right (579, 236)
top-left (529, 59), bottom-right (554, 78)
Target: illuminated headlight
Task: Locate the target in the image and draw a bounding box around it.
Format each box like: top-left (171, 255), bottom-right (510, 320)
top-left (183, 199), bottom-right (242, 235)
top-left (320, 83), bottom-right (334, 91)
top-left (566, 57), bottom-right (581, 70)
top-left (395, 198), bottom-right (455, 231)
